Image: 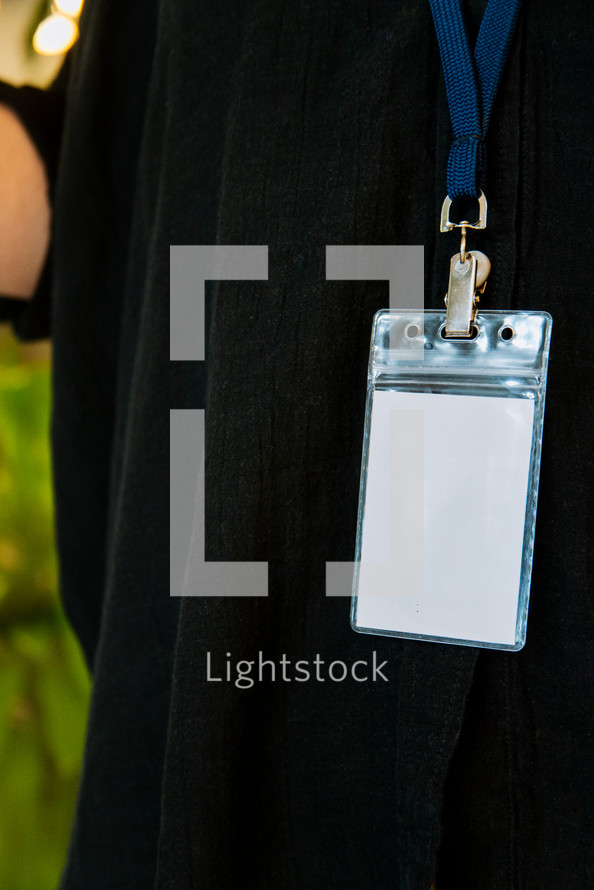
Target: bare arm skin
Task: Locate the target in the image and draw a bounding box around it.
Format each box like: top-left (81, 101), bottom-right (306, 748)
top-left (0, 104), bottom-right (51, 300)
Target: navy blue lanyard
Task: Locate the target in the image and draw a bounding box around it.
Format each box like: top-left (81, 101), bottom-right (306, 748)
top-left (429, 0), bottom-right (523, 201)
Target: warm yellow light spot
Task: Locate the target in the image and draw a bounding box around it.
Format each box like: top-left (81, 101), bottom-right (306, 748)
top-left (54, 0), bottom-right (85, 17)
top-left (33, 14), bottom-right (79, 57)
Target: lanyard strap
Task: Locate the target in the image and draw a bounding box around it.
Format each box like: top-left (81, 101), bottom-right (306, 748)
top-left (429, 0), bottom-right (523, 201)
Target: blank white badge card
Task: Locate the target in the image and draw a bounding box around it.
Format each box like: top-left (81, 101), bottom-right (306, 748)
top-left (353, 389), bottom-right (535, 649)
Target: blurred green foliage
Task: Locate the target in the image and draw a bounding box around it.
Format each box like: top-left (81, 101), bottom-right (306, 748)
top-left (0, 325), bottom-right (89, 890)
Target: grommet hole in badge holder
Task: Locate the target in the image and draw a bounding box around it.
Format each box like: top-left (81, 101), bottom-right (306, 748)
top-left (438, 323), bottom-right (479, 342)
top-left (499, 325), bottom-right (514, 341)
top-left (405, 322), bottom-right (421, 340)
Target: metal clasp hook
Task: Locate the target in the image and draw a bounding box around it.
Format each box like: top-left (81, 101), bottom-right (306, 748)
top-left (440, 191), bottom-right (488, 232)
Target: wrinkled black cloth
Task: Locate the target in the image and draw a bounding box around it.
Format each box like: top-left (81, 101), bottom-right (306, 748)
top-left (1, 1), bottom-right (593, 888)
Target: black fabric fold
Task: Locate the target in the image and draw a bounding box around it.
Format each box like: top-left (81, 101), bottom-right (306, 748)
top-left (3, 0), bottom-right (593, 887)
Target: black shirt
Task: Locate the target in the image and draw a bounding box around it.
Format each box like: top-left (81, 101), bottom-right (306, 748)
top-left (1, 1), bottom-right (593, 887)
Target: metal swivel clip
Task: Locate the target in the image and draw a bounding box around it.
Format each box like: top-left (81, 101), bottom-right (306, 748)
top-left (440, 192), bottom-right (491, 338)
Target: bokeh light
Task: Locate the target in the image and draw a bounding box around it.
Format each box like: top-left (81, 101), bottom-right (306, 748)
top-left (54, 0), bottom-right (84, 17)
top-left (33, 14), bottom-right (79, 57)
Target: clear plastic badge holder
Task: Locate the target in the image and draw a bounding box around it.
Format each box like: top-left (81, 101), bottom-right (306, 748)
top-left (352, 309), bottom-right (552, 651)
